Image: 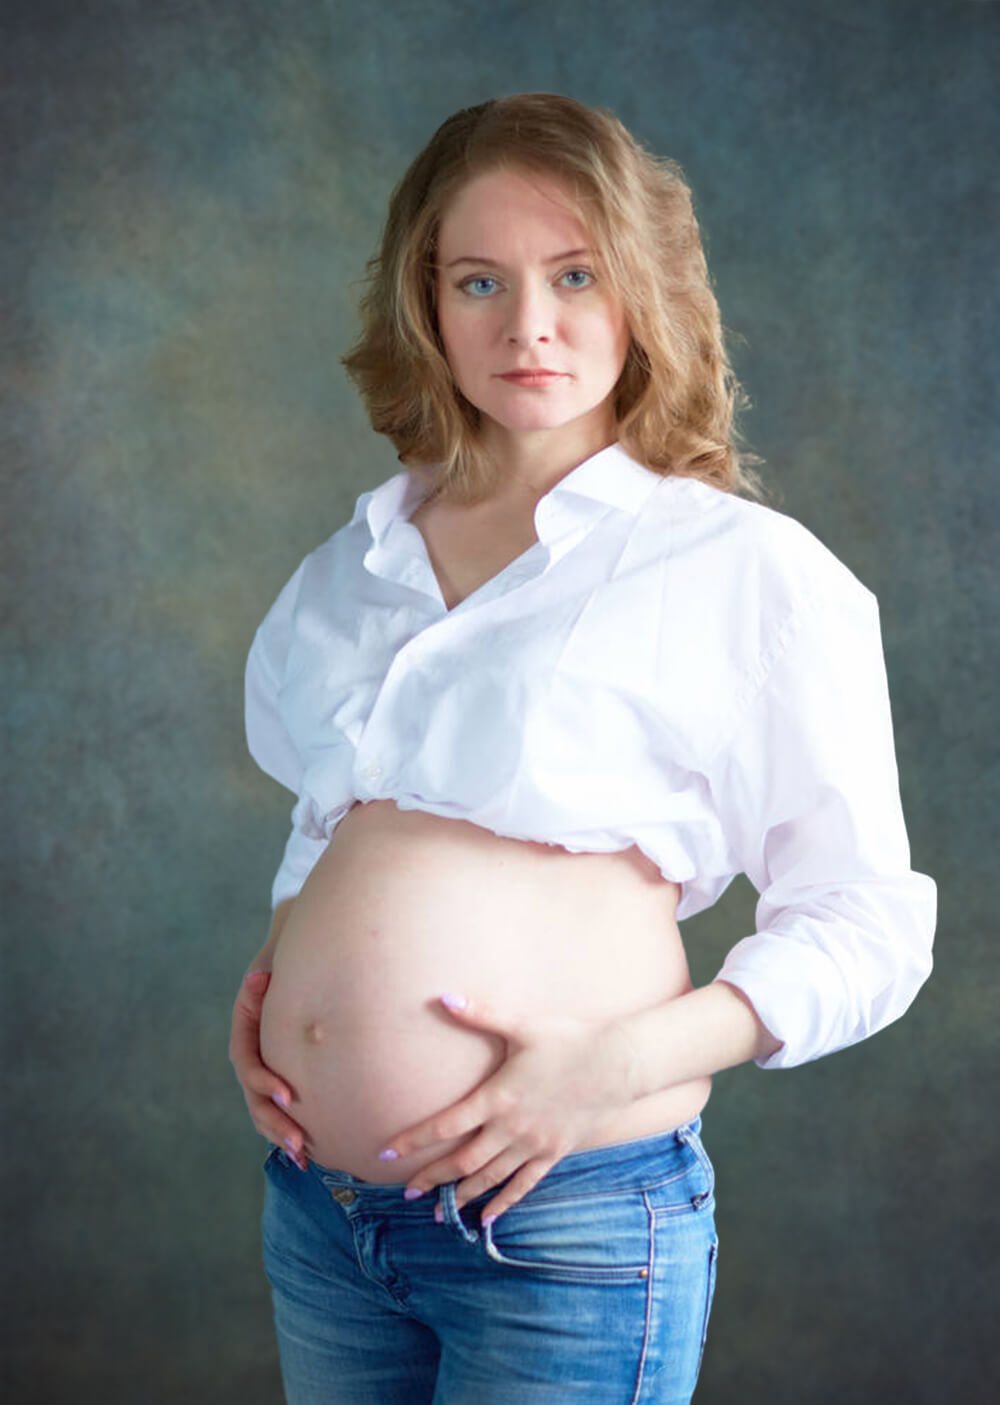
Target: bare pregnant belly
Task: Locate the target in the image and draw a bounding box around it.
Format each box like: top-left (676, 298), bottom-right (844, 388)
top-left (259, 801), bottom-right (711, 1182)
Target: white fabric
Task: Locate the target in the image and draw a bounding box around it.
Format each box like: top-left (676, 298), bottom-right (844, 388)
top-left (245, 441), bottom-right (935, 1068)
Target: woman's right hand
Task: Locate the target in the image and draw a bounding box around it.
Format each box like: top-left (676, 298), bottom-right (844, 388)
top-left (230, 968), bottom-right (309, 1171)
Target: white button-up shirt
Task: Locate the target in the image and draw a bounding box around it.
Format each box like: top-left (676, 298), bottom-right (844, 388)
top-left (245, 442), bottom-right (935, 1069)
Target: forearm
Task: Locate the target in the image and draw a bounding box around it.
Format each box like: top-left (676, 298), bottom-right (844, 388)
top-left (248, 897), bottom-right (296, 973)
top-left (612, 980), bottom-right (784, 1101)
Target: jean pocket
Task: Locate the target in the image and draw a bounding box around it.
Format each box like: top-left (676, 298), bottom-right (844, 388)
top-left (480, 1188), bottom-right (650, 1283)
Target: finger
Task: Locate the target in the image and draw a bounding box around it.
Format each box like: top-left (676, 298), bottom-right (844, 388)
top-left (230, 980), bottom-right (295, 1110)
top-left (244, 967), bottom-right (271, 996)
top-left (237, 968), bottom-right (270, 1019)
top-left (476, 1157), bottom-right (554, 1227)
top-left (437, 992), bottom-right (522, 1041)
top-left (231, 969), bottom-right (268, 1036)
top-left (247, 1095), bottom-right (310, 1168)
top-left (242, 1061), bottom-right (303, 1127)
top-left (450, 1146), bottom-right (525, 1213)
top-left (233, 1038), bottom-right (295, 1110)
top-left (401, 1127), bottom-right (508, 1202)
top-left (281, 1134), bottom-right (309, 1172)
top-left (378, 1090), bottom-right (493, 1163)
top-left (248, 1091), bottom-right (308, 1149)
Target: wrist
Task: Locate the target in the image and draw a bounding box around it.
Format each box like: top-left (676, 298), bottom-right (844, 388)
top-left (612, 982), bottom-right (783, 1101)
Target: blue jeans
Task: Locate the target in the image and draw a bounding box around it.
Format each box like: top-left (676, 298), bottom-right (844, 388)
top-left (261, 1118), bottom-right (718, 1404)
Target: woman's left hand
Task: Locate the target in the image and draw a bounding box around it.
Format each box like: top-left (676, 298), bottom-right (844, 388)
top-left (377, 993), bottom-right (639, 1225)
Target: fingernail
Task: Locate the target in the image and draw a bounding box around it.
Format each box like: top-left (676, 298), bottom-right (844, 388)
top-left (284, 1137), bottom-right (304, 1168)
top-left (378, 1147), bottom-right (399, 1162)
top-left (434, 1202), bottom-right (444, 1223)
top-left (482, 1214), bottom-right (497, 1229)
top-left (272, 1090), bottom-right (290, 1110)
top-left (440, 992), bottom-right (467, 1011)
top-left (403, 1187), bottom-right (424, 1200)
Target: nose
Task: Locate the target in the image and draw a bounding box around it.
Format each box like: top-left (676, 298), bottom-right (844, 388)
top-left (504, 278), bottom-right (554, 347)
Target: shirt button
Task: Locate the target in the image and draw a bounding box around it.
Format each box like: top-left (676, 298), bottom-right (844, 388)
top-left (364, 762), bottom-right (382, 782)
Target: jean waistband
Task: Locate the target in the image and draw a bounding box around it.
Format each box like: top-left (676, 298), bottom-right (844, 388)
top-left (294, 1117), bottom-right (704, 1205)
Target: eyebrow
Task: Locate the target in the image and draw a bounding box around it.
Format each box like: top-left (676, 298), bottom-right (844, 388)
top-left (443, 248), bottom-right (592, 269)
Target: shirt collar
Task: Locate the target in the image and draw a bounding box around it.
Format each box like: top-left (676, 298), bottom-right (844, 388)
top-left (354, 469), bottom-right (433, 544)
top-left (356, 440), bottom-right (665, 547)
top-left (542, 441), bottom-right (665, 516)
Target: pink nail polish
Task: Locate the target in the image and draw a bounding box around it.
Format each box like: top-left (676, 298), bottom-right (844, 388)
top-left (434, 1203), bottom-right (444, 1223)
top-left (403, 1187), bottom-right (424, 1200)
top-left (482, 1214), bottom-right (497, 1229)
top-left (378, 1148), bottom-right (399, 1162)
top-left (272, 1090), bottom-right (290, 1110)
top-left (440, 992), bottom-right (467, 1011)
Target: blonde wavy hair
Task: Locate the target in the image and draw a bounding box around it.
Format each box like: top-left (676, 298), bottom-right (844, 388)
top-left (342, 93), bottom-right (765, 503)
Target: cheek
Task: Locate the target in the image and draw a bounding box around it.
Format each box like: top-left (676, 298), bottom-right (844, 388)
top-left (439, 303), bottom-right (487, 355)
top-left (586, 313), bottom-right (631, 375)
top-left (572, 297), bottom-right (629, 360)
top-left (445, 330), bottom-right (484, 385)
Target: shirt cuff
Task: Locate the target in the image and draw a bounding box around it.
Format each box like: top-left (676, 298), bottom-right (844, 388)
top-left (714, 870), bottom-right (936, 1069)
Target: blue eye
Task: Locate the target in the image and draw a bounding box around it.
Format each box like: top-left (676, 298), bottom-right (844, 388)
top-left (462, 276), bottom-right (499, 297)
top-left (560, 269), bottom-right (593, 289)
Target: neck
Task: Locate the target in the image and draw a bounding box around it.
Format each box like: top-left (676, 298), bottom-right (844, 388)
top-left (479, 409), bottom-right (618, 505)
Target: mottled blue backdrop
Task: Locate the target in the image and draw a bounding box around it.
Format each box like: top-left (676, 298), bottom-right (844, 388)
top-left (3, 1), bottom-right (997, 1401)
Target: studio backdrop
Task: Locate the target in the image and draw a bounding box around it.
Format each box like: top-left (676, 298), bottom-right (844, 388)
top-left (3, 2), bottom-right (997, 1402)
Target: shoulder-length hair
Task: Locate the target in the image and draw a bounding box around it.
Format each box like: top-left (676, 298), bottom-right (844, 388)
top-left (342, 93), bottom-right (765, 502)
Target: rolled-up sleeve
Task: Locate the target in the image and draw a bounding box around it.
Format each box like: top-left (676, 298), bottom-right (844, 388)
top-left (709, 576), bottom-right (936, 1069)
top-left (245, 561), bottom-right (328, 909)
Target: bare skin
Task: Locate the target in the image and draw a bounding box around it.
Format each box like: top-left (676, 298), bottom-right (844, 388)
top-left (255, 800), bottom-right (712, 1184)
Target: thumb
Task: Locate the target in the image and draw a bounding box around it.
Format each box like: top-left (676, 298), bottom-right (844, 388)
top-left (438, 991), bottom-right (515, 1038)
top-left (239, 968), bottom-right (271, 1017)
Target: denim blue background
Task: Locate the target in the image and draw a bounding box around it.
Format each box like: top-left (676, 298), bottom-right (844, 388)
top-left (3, 1), bottom-right (997, 1401)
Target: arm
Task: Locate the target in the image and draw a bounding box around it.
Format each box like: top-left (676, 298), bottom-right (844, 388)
top-left (581, 551), bottom-right (934, 1099)
top-left (698, 571), bottom-right (934, 1072)
top-left (611, 980), bottom-right (782, 1102)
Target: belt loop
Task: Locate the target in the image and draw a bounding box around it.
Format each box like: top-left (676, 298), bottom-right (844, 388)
top-left (676, 1119), bottom-right (715, 1203)
top-left (439, 1182), bottom-right (479, 1243)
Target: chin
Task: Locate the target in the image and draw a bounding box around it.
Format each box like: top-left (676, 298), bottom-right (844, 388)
top-left (495, 413), bottom-right (578, 433)
top-left (481, 396), bottom-right (606, 436)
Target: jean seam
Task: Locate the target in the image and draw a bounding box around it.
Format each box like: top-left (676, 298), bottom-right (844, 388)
top-left (695, 1238), bottom-right (719, 1384)
top-left (629, 1192), bottom-right (657, 1405)
top-left (492, 1161), bottom-right (695, 1214)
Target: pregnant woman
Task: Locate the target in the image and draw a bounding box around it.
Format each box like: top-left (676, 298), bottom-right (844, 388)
top-left (230, 93), bottom-right (936, 1404)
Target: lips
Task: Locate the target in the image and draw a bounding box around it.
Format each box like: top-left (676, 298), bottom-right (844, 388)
top-left (498, 370), bottom-right (566, 385)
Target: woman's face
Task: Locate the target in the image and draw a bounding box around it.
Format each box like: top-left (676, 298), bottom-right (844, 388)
top-left (434, 166), bottom-right (631, 451)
